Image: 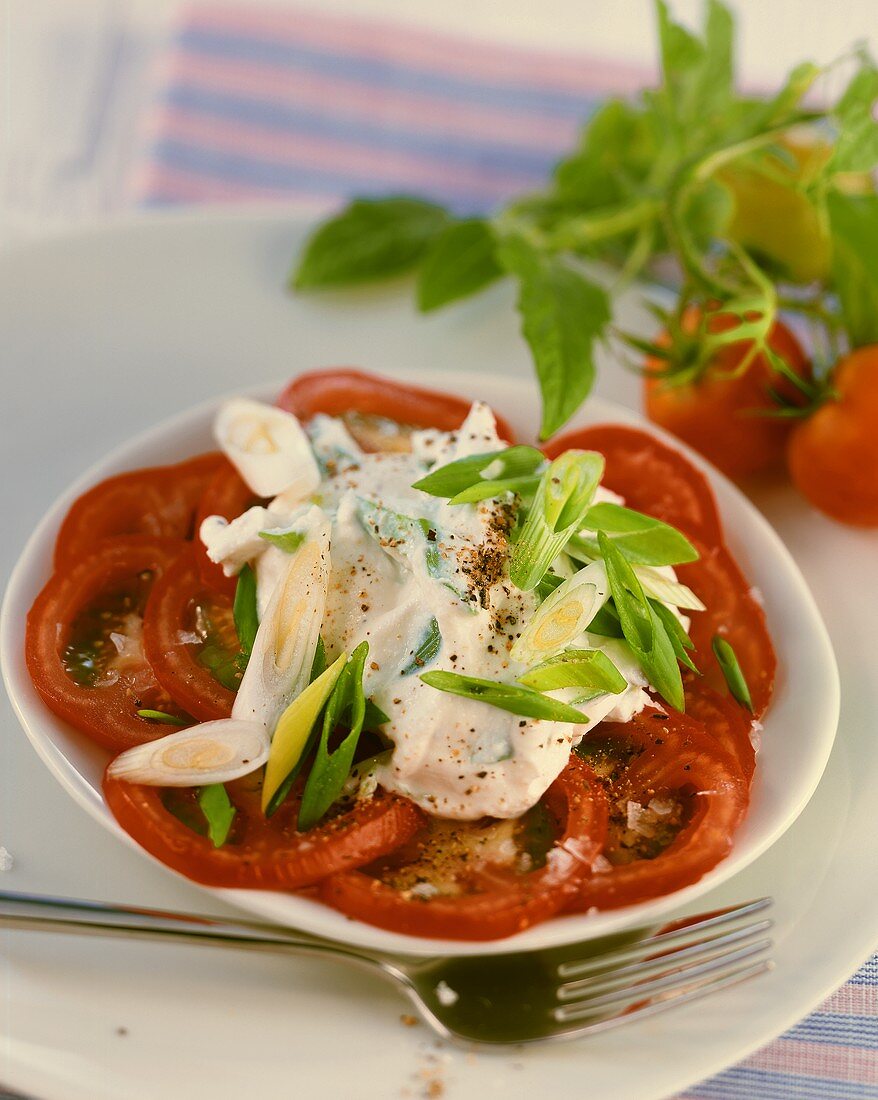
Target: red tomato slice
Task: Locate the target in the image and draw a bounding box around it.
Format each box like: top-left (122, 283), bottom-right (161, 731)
top-left (544, 424), bottom-right (722, 544)
top-left (193, 458), bottom-right (263, 597)
top-left (677, 540), bottom-right (775, 718)
top-left (103, 771), bottom-right (424, 889)
top-left (318, 756), bottom-right (608, 941)
top-left (684, 681), bottom-right (756, 782)
top-left (143, 545), bottom-right (240, 722)
top-left (569, 710), bottom-right (748, 911)
top-left (276, 367), bottom-right (517, 446)
top-left (26, 537), bottom-right (191, 751)
top-left (54, 453), bottom-right (222, 566)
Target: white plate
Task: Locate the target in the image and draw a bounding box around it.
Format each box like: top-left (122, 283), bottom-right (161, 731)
top-left (2, 376), bottom-right (839, 959)
top-left (0, 212), bottom-right (876, 1098)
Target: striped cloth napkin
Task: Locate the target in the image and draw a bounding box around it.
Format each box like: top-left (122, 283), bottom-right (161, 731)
top-left (130, 7), bottom-right (878, 1099)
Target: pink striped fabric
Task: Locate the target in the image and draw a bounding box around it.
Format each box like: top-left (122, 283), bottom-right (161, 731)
top-left (131, 7), bottom-right (878, 1099)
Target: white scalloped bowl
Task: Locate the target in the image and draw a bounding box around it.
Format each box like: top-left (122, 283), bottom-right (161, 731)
top-left (0, 369), bottom-right (839, 957)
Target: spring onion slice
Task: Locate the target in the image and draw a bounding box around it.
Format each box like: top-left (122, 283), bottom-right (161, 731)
top-left (412, 446), bottom-right (544, 498)
top-left (107, 719), bottom-right (271, 787)
top-left (578, 502), bottom-right (699, 566)
top-left (261, 652), bottom-right (348, 813)
top-left (712, 636), bottom-right (754, 712)
top-left (518, 649), bottom-right (627, 695)
top-left (509, 450), bottom-right (604, 590)
top-left (599, 532), bottom-right (685, 712)
top-left (420, 670), bottom-right (590, 723)
top-left (511, 560), bottom-right (610, 665)
top-left (198, 784), bottom-right (236, 848)
top-left (634, 565), bottom-right (705, 611)
top-left (232, 526), bottom-right (330, 730)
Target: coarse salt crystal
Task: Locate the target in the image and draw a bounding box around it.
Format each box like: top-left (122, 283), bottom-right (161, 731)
top-left (0, 846), bottom-right (14, 872)
top-left (435, 981), bottom-right (459, 1007)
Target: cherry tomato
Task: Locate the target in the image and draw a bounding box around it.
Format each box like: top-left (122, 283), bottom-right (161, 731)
top-left (643, 308), bottom-right (809, 480)
top-left (193, 459), bottom-right (262, 597)
top-left (103, 770), bottom-right (424, 889)
top-left (276, 368), bottom-right (517, 448)
top-left (568, 709), bottom-right (748, 911)
top-left (544, 423), bottom-right (722, 544)
top-left (319, 756), bottom-right (608, 941)
top-left (677, 539), bottom-right (775, 718)
top-left (26, 537), bottom-right (190, 751)
top-left (787, 346), bottom-right (878, 527)
top-left (54, 453), bottom-right (222, 566)
top-left (142, 545), bottom-right (241, 722)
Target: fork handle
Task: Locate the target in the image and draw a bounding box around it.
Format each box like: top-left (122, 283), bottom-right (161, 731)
top-left (0, 890), bottom-right (380, 971)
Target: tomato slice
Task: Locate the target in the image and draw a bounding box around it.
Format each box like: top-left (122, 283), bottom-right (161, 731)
top-left (143, 545), bottom-right (241, 721)
top-left (26, 537), bottom-right (191, 751)
top-left (677, 540), bottom-right (775, 718)
top-left (318, 756), bottom-right (608, 941)
top-left (684, 681), bottom-right (756, 782)
top-left (276, 367), bottom-right (517, 447)
top-left (54, 453), bottom-right (222, 566)
top-left (544, 424), bottom-right (722, 544)
top-left (569, 710), bottom-right (748, 911)
top-left (193, 458), bottom-right (263, 597)
top-left (103, 771), bottom-right (424, 889)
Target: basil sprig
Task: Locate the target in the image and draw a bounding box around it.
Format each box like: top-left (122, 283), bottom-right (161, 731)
top-left (198, 784), bottom-right (236, 848)
top-left (420, 670), bottom-right (590, 723)
top-left (298, 641), bottom-right (370, 830)
top-left (510, 450), bottom-right (604, 591)
top-left (412, 445), bottom-right (544, 503)
top-left (570, 502), bottom-right (699, 567)
top-left (599, 532), bottom-right (685, 712)
top-left (712, 635), bottom-right (754, 712)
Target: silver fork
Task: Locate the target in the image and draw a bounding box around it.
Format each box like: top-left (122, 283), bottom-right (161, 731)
top-left (0, 890), bottom-right (772, 1046)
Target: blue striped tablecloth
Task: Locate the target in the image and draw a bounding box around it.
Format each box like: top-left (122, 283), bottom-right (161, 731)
top-left (128, 7), bottom-right (878, 1097)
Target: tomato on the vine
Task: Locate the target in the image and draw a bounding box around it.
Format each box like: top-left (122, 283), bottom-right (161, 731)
top-left (787, 346), bottom-right (878, 527)
top-left (643, 307), bottom-right (810, 481)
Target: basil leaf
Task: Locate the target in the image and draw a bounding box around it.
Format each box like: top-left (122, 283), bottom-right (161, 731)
top-left (518, 649), bottom-right (627, 695)
top-left (401, 617), bottom-right (442, 675)
top-left (451, 475), bottom-right (542, 506)
top-left (827, 191), bottom-right (878, 348)
top-left (259, 529), bottom-right (305, 553)
top-left (198, 784), bottom-right (236, 848)
top-left (510, 450), bottom-right (604, 590)
top-left (711, 635), bottom-right (753, 712)
top-left (417, 218), bottom-right (503, 312)
top-left (412, 446), bottom-right (544, 499)
top-left (298, 642), bottom-right (370, 830)
top-left (293, 197), bottom-right (450, 289)
top-left (420, 670), bottom-right (590, 723)
top-left (649, 599), bottom-right (699, 674)
top-left (497, 235), bottom-right (611, 439)
top-left (578, 502), bottom-right (699, 566)
top-left (233, 564), bottom-right (259, 657)
top-left (829, 60), bottom-right (878, 174)
top-left (136, 709), bottom-right (187, 725)
top-left (599, 532), bottom-right (684, 711)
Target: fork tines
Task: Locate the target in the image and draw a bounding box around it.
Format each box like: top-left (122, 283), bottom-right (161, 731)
top-left (553, 898), bottom-right (774, 1029)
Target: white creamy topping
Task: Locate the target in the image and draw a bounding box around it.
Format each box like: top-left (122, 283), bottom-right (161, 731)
top-left (204, 400), bottom-right (682, 821)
